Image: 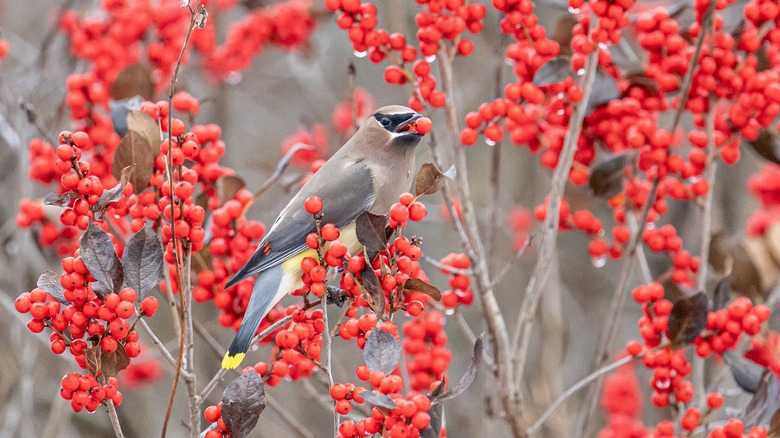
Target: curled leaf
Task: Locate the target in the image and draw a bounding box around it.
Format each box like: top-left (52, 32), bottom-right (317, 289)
top-left (222, 370), bottom-right (266, 438)
top-left (43, 192), bottom-right (77, 208)
top-left (435, 336), bottom-right (483, 402)
top-left (667, 292), bottom-right (708, 349)
top-left (37, 271), bottom-right (68, 304)
top-left (742, 370), bottom-right (779, 429)
top-left (415, 163), bottom-right (455, 197)
top-left (421, 403), bottom-right (444, 438)
top-left (403, 278), bottom-right (442, 301)
top-left (364, 328), bottom-right (401, 374)
top-left (84, 345), bottom-right (102, 377)
top-left (359, 262), bottom-right (385, 317)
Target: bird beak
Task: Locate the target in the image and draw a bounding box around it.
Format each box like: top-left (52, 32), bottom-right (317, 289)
top-left (394, 113), bottom-right (424, 135)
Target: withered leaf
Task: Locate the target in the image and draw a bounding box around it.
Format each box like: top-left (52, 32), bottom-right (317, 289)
top-left (588, 152), bottom-right (635, 198)
top-left (667, 292), bottom-right (708, 349)
top-left (403, 278), bottom-right (442, 301)
top-left (85, 345), bottom-right (102, 377)
top-left (712, 276), bottom-right (733, 311)
top-left (110, 63), bottom-right (154, 101)
top-left (37, 270), bottom-right (68, 304)
top-left (122, 224), bottom-right (163, 300)
top-left (93, 164), bottom-right (135, 219)
top-left (742, 237), bottom-right (777, 294)
top-left (769, 408), bottom-right (780, 437)
top-left (551, 15), bottom-right (577, 55)
top-left (360, 391), bottom-right (397, 409)
top-left (356, 212), bottom-right (388, 262)
top-left (43, 191), bottom-right (77, 208)
top-left (222, 370), bottom-right (266, 438)
top-left (766, 222), bottom-right (780, 269)
top-left (585, 71), bottom-right (621, 116)
top-left (724, 351), bottom-right (764, 394)
top-left (216, 175), bottom-right (245, 206)
top-left (113, 110), bottom-right (159, 194)
top-left (748, 129), bottom-right (780, 164)
top-left (80, 221), bottom-right (123, 294)
top-left (709, 231), bottom-right (735, 275)
top-left (742, 370), bottom-right (779, 429)
top-left (731, 242), bottom-right (763, 298)
top-left (415, 163), bottom-right (455, 197)
top-left (359, 263), bottom-right (385, 317)
top-left (533, 56), bottom-right (572, 86)
top-left (101, 343), bottom-right (131, 377)
top-left (364, 328), bottom-right (401, 374)
top-left (435, 336), bottom-right (483, 402)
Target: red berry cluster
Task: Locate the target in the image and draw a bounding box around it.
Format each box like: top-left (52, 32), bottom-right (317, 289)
top-left (59, 373), bottom-right (122, 413)
top-left (327, 0), bottom-right (486, 110)
top-left (597, 364), bottom-right (651, 438)
top-left (437, 253), bottom-right (473, 309)
top-left (402, 310), bottom-right (451, 391)
top-left (694, 297), bottom-right (770, 357)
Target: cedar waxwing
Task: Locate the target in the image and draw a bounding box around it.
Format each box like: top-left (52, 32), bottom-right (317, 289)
top-left (221, 105), bottom-right (427, 369)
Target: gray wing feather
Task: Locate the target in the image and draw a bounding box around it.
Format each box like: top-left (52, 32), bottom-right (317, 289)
top-left (225, 160), bottom-right (375, 288)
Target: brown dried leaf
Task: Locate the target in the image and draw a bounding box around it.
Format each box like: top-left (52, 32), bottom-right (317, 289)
top-left (403, 278), bottom-right (442, 301)
top-left (551, 15), bottom-right (577, 55)
top-left (113, 111), bottom-right (159, 194)
top-left (101, 343), bottom-right (131, 377)
top-left (743, 237), bottom-right (779, 293)
top-left (84, 345), bottom-right (102, 377)
top-left (769, 408), bottom-right (780, 437)
top-left (43, 191), bottom-right (77, 208)
top-left (110, 63), bottom-right (154, 101)
top-left (748, 129), bottom-right (780, 164)
top-left (93, 164), bottom-right (135, 219)
top-left (415, 163), bottom-right (455, 197)
top-left (709, 231), bottom-right (735, 275)
top-left (667, 292), bottom-right (708, 349)
top-left (588, 152), bottom-right (635, 198)
top-left (216, 175), bottom-right (245, 206)
top-left (766, 222), bottom-right (780, 266)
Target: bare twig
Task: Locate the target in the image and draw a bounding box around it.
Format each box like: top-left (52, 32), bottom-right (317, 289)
top-left (197, 315), bottom-right (292, 404)
top-left (347, 62), bottom-right (358, 131)
top-left (421, 253), bottom-right (473, 276)
top-left (252, 143), bottom-right (316, 202)
top-left (322, 298), bottom-right (338, 436)
top-left (512, 39), bottom-right (600, 386)
top-left (577, 7), bottom-right (716, 434)
top-left (435, 48), bottom-right (522, 435)
top-left (490, 234), bottom-right (534, 287)
top-left (528, 354), bottom-right (637, 436)
top-left (107, 399), bottom-right (126, 438)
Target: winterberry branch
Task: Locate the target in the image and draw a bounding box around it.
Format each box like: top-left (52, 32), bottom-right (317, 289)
top-left (252, 143), bottom-right (316, 202)
top-left (436, 46), bottom-right (523, 436)
top-left (578, 6), bottom-right (717, 434)
top-left (320, 293), bottom-right (338, 436)
top-left (512, 34), bottom-right (600, 388)
top-left (528, 352), bottom-right (645, 436)
top-left (106, 399), bottom-right (125, 438)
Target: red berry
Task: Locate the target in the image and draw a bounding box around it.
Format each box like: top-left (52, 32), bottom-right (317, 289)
top-left (304, 196), bottom-right (323, 214)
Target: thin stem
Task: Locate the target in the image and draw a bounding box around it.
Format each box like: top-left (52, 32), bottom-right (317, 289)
top-left (512, 41), bottom-right (600, 387)
top-left (252, 143), bottom-right (316, 202)
top-left (107, 400), bottom-right (126, 438)
top-left (197, 315), bottom-right (293, 404)
top-left (577, 7), bottom-right (716, 433)
top-left (322, 298), bottom-right (338, 437)
top-left (490, 234), bottom-right (534, 288)
top-left (692, 100), bottom-right (718, 407)
top-left (435, 48), bottom-right (522, 435)
top-left (421, 253), bottom-right (473, 276)
top-left (528, 355), bottom-right (637, 436)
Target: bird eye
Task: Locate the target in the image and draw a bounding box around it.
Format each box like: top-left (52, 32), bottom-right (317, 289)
top-left (381, 117), bottom-right (391, 126)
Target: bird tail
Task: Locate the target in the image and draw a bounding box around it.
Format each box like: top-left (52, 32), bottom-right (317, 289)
top-left (222, 266), bottom-right (286, 369)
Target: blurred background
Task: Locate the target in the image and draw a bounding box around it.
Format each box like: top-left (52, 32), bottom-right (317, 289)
top-left (0, 0), bottom-right (770, 436)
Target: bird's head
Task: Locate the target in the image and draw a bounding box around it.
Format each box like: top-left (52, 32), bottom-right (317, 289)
top-left (364, 105), bottom-right (428, 147)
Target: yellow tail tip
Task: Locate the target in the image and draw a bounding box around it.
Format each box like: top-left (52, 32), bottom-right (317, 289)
top-left (222, 352), bottom-right (246, 369)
